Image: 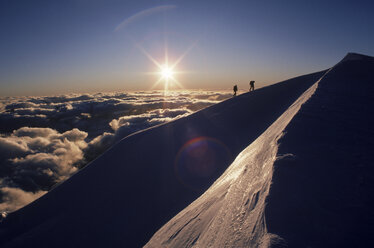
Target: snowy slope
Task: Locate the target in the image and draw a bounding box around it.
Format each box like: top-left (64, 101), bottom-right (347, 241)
top-left (145, 53), bottom-right (374, 247)
top-left (144, 68), bottom-right (323, 248)
top-left (0, 70), bottom-right (324, 247)
top-left (265, 53), bottom-right (374, 247)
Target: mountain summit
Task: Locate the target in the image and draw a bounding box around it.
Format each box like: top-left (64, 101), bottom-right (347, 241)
top-left (340, 52), bottom-right (374, 63)
top-left (1, 53), bottom-right (373, 248)
top-left (145, 53), bottom-right (374, 247)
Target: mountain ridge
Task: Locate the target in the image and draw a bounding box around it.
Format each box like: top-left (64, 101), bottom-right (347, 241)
top-left (145, 52), bottom-right (374, 247)
top-left (1, 52), bottom-right (373, 247)
top-left (0, 68), bottom-right (325, 247)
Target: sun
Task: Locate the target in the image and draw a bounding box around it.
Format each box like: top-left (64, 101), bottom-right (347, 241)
top-left (161, 65), bottom-right (174, 79)
top-left (134, 40), bottom-right (197, 92)
top-left (158, 64), bottom-right (177, 92)
top-left (154, 62), bottom-right (181, 91)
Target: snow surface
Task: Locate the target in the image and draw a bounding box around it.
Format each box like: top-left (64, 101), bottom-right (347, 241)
top-left (265, 53), bottom-right (374, 247)
top-left (0, 68), bottom-right (324, 247)
top-left (145, 53), bottom-right (374, 247)
top-left (144, 68), bottom-right (324, 248)
top-left (1, 53), bottom-right (373, 248)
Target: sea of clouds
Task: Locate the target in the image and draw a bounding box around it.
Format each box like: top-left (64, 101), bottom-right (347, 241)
top-left (0, 90), bottom-right (231, 213)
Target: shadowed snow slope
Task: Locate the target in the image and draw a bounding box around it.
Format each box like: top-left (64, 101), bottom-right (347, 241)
top-left (145, 53), bottom-right (374, 248)
top-left (0, 70), bottom-right (325, 247)
top-left (265, 53), bottom-right (374, 247)
top-left (145, 72), bottom-right (322, 248)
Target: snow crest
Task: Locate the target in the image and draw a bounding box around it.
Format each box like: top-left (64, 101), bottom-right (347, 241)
top-left (145, 73), bottom-right (325, 248)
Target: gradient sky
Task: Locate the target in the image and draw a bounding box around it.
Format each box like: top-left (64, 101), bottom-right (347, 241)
top-left (1, 0), bottom-right (373, 96)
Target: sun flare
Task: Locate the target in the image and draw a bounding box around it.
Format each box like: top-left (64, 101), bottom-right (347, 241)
top-left (161, 66), bottom-right (174, 79)
top-left (135, 41), bottom-right (197, 93)
top-left (153, 61), bottom-right (182, 92)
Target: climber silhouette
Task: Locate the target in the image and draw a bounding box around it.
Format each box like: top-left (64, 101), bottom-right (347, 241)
top-left (249, 81), bottom-right (255, 92)
top-left (233, 85), bottom-right (238, 96)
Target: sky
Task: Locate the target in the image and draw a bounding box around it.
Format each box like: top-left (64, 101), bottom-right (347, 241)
top-left (0, 0), bottom-right (373, 96)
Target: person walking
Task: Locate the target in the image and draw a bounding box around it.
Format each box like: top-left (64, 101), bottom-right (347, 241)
top-left (233, 84), bottom-right (238, 96)
top-left (249, 80), bottom-right (255, 92)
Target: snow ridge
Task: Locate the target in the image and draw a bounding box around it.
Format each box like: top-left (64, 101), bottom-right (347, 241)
top-left (145, 70), bottom-right (327, 248)
top-left (339, 52), bottom-right (374, 63)
top-left (0, 69), bottom-right (325, 247)
top-left (265, 53), bottom-right (374, 247)
top-left (4, 53), bottom-right (371, 247)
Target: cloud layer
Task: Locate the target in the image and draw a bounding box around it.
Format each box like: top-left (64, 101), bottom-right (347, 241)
top-left (0, 90), bottom-right (231, 212)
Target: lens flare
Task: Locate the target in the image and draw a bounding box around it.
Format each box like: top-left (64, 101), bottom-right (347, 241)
top-left (175, 137), bottom-right (232, 190)
top-left (134, 40), bottom-right (198, 94)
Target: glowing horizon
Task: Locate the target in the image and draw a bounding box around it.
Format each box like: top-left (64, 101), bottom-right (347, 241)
top-left (0, 1), bottom-right (373, 96)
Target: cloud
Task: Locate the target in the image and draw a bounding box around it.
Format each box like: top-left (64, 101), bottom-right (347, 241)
top-left (0, 187), bottom-right (46, 213)
top-left (0, 127), bottom-right (87, 194)
top-left (0, 90), bottom-right (230, 212)
top-left (0, 137), bottom-right (29, 159)
top-left (84, 132), bottom-right (115, 162)
top-left (0, 90), bottom-right (229, 136)
top-left (109, 108), bottom-right (192, 131)
top-left (13, 127), bottom-right (57, 138)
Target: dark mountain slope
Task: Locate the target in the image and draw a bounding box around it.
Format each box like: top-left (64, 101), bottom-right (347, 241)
top-left (266, 53), bottom-right (374, 247)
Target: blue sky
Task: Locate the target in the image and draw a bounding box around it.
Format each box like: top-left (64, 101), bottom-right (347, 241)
top-left (1, 0), bottom-right (373, 96)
